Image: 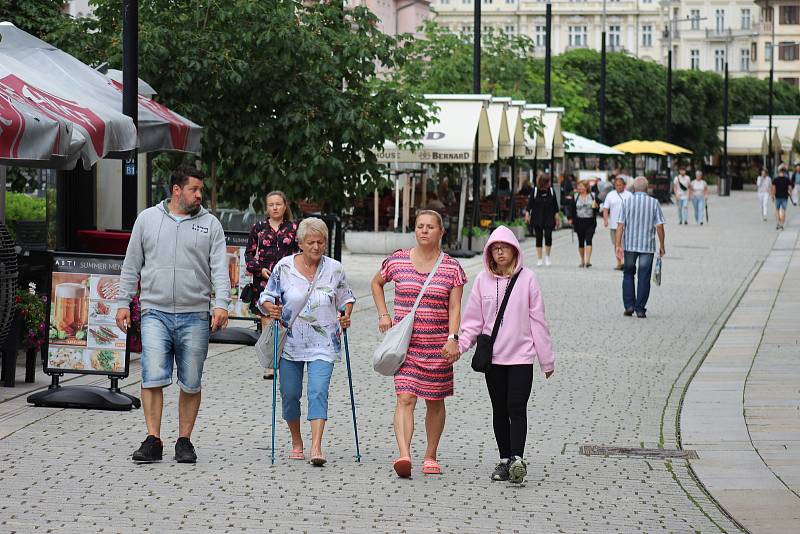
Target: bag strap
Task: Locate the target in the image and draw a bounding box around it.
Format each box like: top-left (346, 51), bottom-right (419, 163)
top-left (285, 256), bottom-right (322, 330)
top-left (489, 270), bottom-right (522, 344)
top-left (409, 252), bottom-right (444, 315)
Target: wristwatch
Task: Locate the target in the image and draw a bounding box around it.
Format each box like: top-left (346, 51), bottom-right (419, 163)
top-left (447, 334), bottom-right (459, 341)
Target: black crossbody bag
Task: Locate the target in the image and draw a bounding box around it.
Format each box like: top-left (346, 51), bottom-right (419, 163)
top-left (471, 270), bottom-right (522, 373)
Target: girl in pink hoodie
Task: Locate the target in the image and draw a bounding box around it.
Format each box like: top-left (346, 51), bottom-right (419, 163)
top-left (458, 225), bottom-right (555, 484)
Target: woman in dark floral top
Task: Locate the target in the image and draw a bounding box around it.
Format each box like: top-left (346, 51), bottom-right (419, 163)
top-left (245, 190), bottom-right (299, 378)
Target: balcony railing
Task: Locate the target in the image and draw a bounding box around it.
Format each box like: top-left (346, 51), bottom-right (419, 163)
top-left (754, 21), bottom-right (772, 33)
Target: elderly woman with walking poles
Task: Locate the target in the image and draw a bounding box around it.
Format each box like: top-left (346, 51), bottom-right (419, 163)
top-left (258, 217), bottom-right (355, 466)
top-left (371, 210), bottom-right (467, 478)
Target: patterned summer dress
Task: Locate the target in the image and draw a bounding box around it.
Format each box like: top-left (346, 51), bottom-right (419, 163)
top-left (380, 249), bottom-right (467, 400)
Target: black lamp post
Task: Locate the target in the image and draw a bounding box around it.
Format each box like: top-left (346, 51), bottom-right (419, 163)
top-left (469, 0), bottom-right (481, 250)
top-left (599, 0), bottom-right (606, 145)
top-left (545, 3), bottom-right (552, 107)
top-left (122, 0), bottom-right (138, 230)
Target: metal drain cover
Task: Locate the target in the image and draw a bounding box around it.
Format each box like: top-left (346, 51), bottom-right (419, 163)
top-left (579, 445), bottom-right (698, 459)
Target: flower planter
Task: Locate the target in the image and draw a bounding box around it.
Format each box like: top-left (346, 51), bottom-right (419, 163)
top-left (345, 232), bottom-right (418, 255)
top-left (461, 234), bottom-right (489, 253)
top-left (508, 225), bottom-right (526, 242)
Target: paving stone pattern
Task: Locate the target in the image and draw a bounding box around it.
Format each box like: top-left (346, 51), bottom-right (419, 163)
top-left (0, 192), bottom-right (784, 533)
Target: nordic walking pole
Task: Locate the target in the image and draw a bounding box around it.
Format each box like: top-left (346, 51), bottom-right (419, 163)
top-left (340, 310), bottom-right (361, 462)
top-left (271, 298), bottom-right (280, 465)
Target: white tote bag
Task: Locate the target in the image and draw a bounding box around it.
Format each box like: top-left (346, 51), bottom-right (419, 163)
top-left (255, 272), bottom-right (319, 369)
top-left (372, 253), bottom-right (443, 376)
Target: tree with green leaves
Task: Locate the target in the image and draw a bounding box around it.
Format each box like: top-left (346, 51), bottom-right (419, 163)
top-left (73, 0), bottom-right (433, 212)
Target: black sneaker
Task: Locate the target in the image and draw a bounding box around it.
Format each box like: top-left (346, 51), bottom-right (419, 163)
top-left (508, 456), bottom-right (527, 484)
top-left (636, 311), bottom-right (647, 318)
top-left (491, 460), bottom-right (510, 481)
top-left (175, 437), bottom-right (197, 463)
top-left (132, 435), bottom-right (163, 463)
top-left (624, 309), bottom-right (634, 317)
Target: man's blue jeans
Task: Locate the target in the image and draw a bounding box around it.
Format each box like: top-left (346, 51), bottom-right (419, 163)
top-left (623, 251), bottom-right (654, 313)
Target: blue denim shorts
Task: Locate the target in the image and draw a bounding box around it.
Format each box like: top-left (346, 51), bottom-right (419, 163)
top-left (140, 310), bottom-right (209, 393)
top-left (776, 197), bottom-right (788, 211)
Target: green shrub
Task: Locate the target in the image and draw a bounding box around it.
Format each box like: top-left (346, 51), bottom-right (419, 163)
top-left (4, 192), bottom-right (46, 240)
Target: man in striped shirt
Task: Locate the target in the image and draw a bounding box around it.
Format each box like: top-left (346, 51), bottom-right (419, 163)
top-left (615, 177), bottom-right (666, 318)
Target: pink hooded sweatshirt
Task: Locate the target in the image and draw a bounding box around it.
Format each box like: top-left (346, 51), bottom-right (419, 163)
top-left (458, 226), bottom-right (555, 372)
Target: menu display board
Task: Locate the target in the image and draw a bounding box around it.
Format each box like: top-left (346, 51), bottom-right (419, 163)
top-left (46, 253), bottom-right (130, 377)
top-left (222, 232), bottom-right (259, 320)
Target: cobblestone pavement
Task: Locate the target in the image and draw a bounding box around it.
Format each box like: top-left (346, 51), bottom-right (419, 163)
top-left (0, 191), bottom-right (787, 533)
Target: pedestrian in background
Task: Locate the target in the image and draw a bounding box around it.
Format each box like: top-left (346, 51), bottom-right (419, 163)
top-left (689, 171), bottom-right (708, 225)
top-left (117, 166), bottom-right (230, 464)
top-left (757, 168), bottom-right (772, 222)
top-left (525, 174), bottom-right (560, 267)
top-left (371, 210), bottom-right (467, 478)
top-left (245, 191), bottom-right (299, 379)
top-left (672, 167), bottom-right (690, 225)
top-left (458, 226), bottom-right (554, 485)
top-left (615, 177), bottom-right (666, 319)
top-left (792, 163), bottom-right (800, 206)
top-left (602, 177), bottom-right (632, 270)
top-left (568, 180), bottom-right (598, 268)
top-left (258, 217), bottom-right (355, 466)
top-left (772, 167), bottom-right (792, 231)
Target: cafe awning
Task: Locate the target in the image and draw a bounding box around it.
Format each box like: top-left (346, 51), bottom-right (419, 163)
top-left (542, 107), bottom-right (564, 159)
top-left (718, 126), bottom-right (769, 156)
top-left (613, 140), bottom-right (668, 155)
top-left (508, 100), bottom-right (526, 157)
top-left (376, 94), bottom-right (495, 164)
top-left (0, 22), bottom-right (202, 168)
top-left (563, 132), bottom-right (624, 155)
top-left (521, 104), bottom-right (546, 160)
top-left (488, 97), bottom-right (511, 159)
top-left (748, 115), bottom-right (799, 154)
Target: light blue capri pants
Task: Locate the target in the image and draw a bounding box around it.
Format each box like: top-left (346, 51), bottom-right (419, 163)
top-left (279, 359), bottom-right (334, 421)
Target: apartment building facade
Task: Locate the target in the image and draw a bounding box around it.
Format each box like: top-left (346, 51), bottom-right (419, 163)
top-left (430, 1), bottom-right (798, 83)
top-left (751, 1), bottom-right (800, 86)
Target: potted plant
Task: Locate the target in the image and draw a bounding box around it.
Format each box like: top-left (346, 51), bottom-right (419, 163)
top-left (506, 218), bottom-right (527, 242)
top-left (16, 282), bottom-right (46, 351)
top-left (461, 226), bottom-right (490, 252)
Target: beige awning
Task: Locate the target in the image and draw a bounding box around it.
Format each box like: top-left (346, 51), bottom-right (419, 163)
top-left (521, 104), bottom-right (546, 160)
top-left (488, 97), bottom-right (512, 159)
top-left (748, 115), bottom-right (799, 153)
top-left (541, 107), bottom-right (565, 159)
top-left (375, 94), bottom-right (495, 164)
top-left (508, 100), bottom-right (526, 156)
top-left (718, 125), bottom-right (768, 156)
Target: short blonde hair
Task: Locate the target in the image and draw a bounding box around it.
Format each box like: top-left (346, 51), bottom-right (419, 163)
top-left (297, 217), bottom-right (328, 244)
top-left (415, 209), bottom-right (444, 230)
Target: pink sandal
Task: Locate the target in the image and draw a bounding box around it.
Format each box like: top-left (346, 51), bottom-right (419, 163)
top-left (422, 458), bottom-right (441, 475)
top-left (393, 456), bottom-right (412, 478)
top-left (288, 448), bottom-right (305, 460)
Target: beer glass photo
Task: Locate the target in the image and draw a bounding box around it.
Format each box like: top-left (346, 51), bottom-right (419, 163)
top-left (227, 249), bottom-right (240, 289)
top-left (53, 282), bottom-right (89, 341)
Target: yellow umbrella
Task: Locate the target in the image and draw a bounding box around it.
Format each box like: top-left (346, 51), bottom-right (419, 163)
top-left (612, 140), bottom-right (668, 155)
top-left (650, 140), bottom-right (693, 155)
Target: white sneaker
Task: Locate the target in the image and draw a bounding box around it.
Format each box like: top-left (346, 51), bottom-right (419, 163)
top-left (544, 256), bottom-right (552, 266)
top-left (536, 259), bottom-right (543, 267)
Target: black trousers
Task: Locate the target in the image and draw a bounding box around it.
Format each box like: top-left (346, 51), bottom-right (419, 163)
top-left (484, 363), bottom-right (534, 459)
top-left (533, 226), bottom-right (553, 247)
top-left (573, 217), bottom-right (596, 248)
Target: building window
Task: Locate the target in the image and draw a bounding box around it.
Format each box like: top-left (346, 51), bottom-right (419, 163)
top-left (483, 0), bottom-right (493, 5)
top-left (462, 24), bottom-right (473, 34)
top-left (740, 48), bottom-right (751, 71)
top-left (766, 42), bottom-right (773, 62)
top-left (505, 25), bottom-right (516, 36)
top-left (462, 0), bottom-right (472, 4)
top-left (779, 42), bottom-right (799, 61)
top-left (568, 26), bottom-right (588, 47)
top-left (690, 9), bottom-right (700, 30)
top-left (505, 0), bottom-right (516, 4)
top-left (779, 77), bottom-right (799, 88)
top-left (534, 25), bottom-right (546, 47)
top-left (690, 49), bottom-right (700, 70)
top-left (751, 42), bottom-right (758, 62)
top-left (715, 9), bottom-right (726, 33)
top-left (741, 9), bottom-right (751, 30)
top-left (608, 25), bottom-right (621, 49)
top-left (642, 25), bottom-right (652, 47)
top-left (440, 0), bottom-right (450, 4)
top-left (714, 49), bottom-right (726, 72)
top-left (780, 6), bottom-right (800, 25)
top-left (642, 0), bottom-right (652, 4)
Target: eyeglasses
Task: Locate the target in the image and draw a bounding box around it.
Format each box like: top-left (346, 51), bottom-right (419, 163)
top-left (490, 244), bottom-right (511, 253)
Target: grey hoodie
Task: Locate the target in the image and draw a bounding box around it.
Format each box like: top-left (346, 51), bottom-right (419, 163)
top-left (118, 200), bottom-right (230, 313)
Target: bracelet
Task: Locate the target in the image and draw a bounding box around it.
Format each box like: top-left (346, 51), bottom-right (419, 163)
top-left (378, 313), bottom-right (390, 319)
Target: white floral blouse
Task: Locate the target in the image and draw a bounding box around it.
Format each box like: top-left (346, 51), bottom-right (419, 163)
top-left (257, 254), bottom-right (355, 363)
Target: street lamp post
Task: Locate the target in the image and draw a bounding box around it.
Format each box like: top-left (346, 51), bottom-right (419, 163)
top-left (545, 3), bottom-right (552, 106)
top-left (768, 0), bottom-right (774, 174)
top-left (599, 0), bottom-right (607, 145)
top-left (122, 0), bottom-right (138, 230)
top-left (469, 0), bottom-right (481, 250)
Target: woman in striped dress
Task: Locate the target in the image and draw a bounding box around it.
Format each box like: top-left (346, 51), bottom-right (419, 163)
top-left (371, 210), bottom-right (467, 478)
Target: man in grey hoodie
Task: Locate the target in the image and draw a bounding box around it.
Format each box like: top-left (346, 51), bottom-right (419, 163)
top-left (116, 165), bottom-right (230, 464)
